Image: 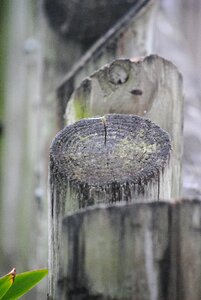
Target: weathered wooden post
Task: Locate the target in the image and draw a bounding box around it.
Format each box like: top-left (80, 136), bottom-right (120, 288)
top-left (46, 1), bottom-right (185, 299)
top-left (60, 200), bottom-right (201, 300)
top-left (61, 202), bottom-right (170, 300)
top-left (48, 114), bottom-right (171, 298)
top-left (56, 0), bottom-right (158, 129)
top-left (65, 56), bottom-right (183, 198)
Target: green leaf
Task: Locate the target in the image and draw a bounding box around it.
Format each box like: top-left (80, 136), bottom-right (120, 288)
top-left (1, 269), bottom-right (48, 300)
top-left (0, 268), bottom-right (16, 299)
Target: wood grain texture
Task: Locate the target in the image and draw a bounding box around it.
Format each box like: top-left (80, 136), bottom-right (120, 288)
top-left (56, 0), bottom-right (158, 128)
top-left (169, 200), bottom-right (201, 300)
top-left (65, 56), bottom-right (183, 198)
top-left (61, 202), bottom-right (170, 300)
top-left (48, 114), bottom-right (171, 298)
top-left (58, 200), bottom-right (201, 300)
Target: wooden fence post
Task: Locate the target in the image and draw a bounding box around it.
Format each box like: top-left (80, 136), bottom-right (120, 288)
top-left (61, 202), bottom-right (170, 300)
top-left (56, 0), bottom-right (158, 129)
top-left (59, 200), bottom-right (201, 300)
top-left (48, 114), bottom-right (171, 298)
top-left (65, 56), bottom-right (183, 198)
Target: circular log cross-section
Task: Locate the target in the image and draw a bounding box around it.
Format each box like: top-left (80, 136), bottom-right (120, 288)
top-left (50, 114), bottom-right (171, 208)
top-left (49, 114), bottom-right (171, 298)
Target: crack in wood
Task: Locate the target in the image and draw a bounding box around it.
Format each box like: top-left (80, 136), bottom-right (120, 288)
top-left (101, 116), bottom-right (107, 146)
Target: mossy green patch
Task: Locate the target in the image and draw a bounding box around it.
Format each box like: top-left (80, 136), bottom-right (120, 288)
top-left (74, 98), bottom-right (91, 121)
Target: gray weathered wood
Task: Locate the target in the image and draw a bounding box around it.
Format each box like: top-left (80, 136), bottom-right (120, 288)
top-left (155, 0), bottom-right (201, 198)
top-left (58, 200), bottom-right (201, 300)
top-left (61, 202), bottom-right (170, 300)
top-left (48, 114), bottom-right (171, 298)
top-left (65, 56), bottom-right (183, 198)
top-left (169, 200), bottom-right (201, 300)
top-left (56, 0), bottom-right (158, 128)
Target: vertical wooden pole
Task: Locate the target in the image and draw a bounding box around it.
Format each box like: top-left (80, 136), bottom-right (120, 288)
top-left (61, 202), bottom-right (170, 300)
top-left (60, 200), bottom-right (201, 300)
top-left (48, 114), bottom-right (171, 298)
top-left (56, 0), bottom-right (158, 128)
top-left (65, 56), bottom-right (183, 198)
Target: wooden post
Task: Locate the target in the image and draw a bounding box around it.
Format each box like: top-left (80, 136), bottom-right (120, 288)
top-left (61, 202), bottom-right (170, 300)
top-left (65, 56), bottom-right (183, 198)
top-left (48, 114), bottom-right (171, 298)
top-left (58, 200), bottom-right (201, 300)
top-left (56, 0), bottom-right (158, 129)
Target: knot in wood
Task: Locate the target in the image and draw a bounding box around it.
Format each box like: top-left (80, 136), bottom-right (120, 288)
top-left (50, 114), bottom-right (171, 188)
top-left (108, 63), bottom-right (129, 85)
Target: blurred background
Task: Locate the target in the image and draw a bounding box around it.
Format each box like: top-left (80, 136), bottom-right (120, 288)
top-left (0, 0), bottom-right (201, 298)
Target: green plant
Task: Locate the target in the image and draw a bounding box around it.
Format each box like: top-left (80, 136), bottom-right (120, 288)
top-left (0, 268), bottom-right (48, 299)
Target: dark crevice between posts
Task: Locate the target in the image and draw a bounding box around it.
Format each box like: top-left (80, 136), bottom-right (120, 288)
top-left (169, 202), bottom-right (181, 300)
top-left (158, 204), bottom-right (171, 300)
top-left (63, 213), bottom-right (103, 300)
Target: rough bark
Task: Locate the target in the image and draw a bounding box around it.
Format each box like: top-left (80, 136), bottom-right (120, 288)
top-left (48, 114), bottom-right (171, 298)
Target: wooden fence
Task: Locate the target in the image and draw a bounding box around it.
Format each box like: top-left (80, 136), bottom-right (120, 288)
top-left (2, 1), bottom-right (201, 300)
top-left (45, 1), bottom-right (198, 300)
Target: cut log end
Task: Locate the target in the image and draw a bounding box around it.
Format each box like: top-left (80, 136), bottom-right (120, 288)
top-left (50, 114), bottom-right (171, 194)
